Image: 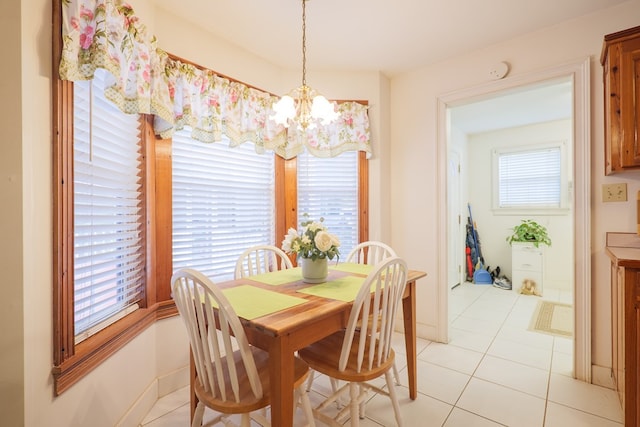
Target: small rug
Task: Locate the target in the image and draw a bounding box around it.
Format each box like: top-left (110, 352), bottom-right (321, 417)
top-left (529, 300), bottom-right (573, 338)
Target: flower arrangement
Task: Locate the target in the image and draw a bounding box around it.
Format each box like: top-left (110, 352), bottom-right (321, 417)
top-left (281, 214), bottom-right (340, 261)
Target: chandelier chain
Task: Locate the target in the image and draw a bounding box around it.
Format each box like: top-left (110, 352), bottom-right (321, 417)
top-left (301, 0), bottom-right (307, 87)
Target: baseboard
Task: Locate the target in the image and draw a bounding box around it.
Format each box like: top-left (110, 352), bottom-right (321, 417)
top-left (591, 364), bottom-right (615, 389)
top-left (158, 365), bottom-right (190, 397)
top-left (116, 380), bottom-right (158, 427)
top-left (115, 366), bottom-right (190, 427)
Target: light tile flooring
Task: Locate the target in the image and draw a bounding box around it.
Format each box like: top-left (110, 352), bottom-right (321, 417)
top-left (140, 283), bottom-right (623, 426)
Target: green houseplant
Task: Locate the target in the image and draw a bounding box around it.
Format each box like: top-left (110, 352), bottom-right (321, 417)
top-left (506, 220), bottom-right (552, 247)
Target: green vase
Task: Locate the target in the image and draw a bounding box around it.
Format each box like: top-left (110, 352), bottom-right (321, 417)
top-left (300, 257), bottom-right (328, 284)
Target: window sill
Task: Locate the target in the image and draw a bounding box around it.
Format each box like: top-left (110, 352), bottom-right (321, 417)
top-left (52, 300), bottom-right (177, 395)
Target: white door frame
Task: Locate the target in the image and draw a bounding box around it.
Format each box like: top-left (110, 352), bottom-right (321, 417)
top-left (435, 57), bottom-right (591, 382)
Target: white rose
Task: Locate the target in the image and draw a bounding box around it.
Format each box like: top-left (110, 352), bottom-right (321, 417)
top-left (330, 234), bottom-right (340, 248)
top-left (314, 231), bottom-right (333, 252)
top-left (281, 228), bottom-right (299, 253)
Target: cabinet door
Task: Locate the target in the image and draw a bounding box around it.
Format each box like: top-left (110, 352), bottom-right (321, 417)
top-left (620, 37), bottom-right (640, 167)
top-left (603, 26), bottom-right (640, 174)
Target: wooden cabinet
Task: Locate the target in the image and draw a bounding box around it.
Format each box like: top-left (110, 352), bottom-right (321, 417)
top-left (511, 242), bottom-right (544, 295)
top-left (606, 232), bottom-right (640, 426)
top-left (601, 26), bottom-right (640, 175)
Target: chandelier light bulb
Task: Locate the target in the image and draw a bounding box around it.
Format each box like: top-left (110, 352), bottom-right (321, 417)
top-left (270, 0), bottom-right (340, 134)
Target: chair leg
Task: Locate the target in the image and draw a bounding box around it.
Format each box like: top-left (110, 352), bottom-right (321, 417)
top-left (349, 382), bottom-right (359, 427)
top-left (358, 384), bottom-right (368, 419)
top-left (384, 371), bottom-right (403, 427)
top-left (296, 385), bottom-right (316, 427)
top-left (306, 369), bottom-right (316, 392)
top-left (239, 413), bottom-right (251, 427)
top-left (191, 402), bottom-right (205, 427)
top-left (392, 361), bottom-right (401, 385)
top-left (330, 378), bottom-right (344, 409)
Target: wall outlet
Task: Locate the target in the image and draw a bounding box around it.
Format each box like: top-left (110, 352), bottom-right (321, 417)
top-left (602, 183), bottom-right (628, 202)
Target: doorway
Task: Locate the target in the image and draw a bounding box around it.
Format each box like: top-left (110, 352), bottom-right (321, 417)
top-left (436, 58), bottom-right (591, 382)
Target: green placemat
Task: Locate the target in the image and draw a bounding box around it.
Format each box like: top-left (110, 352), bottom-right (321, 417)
top-left (248, 267), bottom-right (303, 286)
top-left (297, 276), bottom-right (367, 302)
top-left (329, 262), bottom-right (373, 275)
top-left (210, 285), bottom-right (308, 320)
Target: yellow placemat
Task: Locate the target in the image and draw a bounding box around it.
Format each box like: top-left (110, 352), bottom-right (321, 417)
top-left (297, 276), bottom-right (367, 302)
top-left (329, 262), bottom-right (373, 275)
top-left (248, 267), bottom-right (303, 286)
top-left (210, 285), bottom-right (308, 320)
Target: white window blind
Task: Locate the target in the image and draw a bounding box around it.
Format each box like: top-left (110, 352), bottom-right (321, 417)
top-left (297, 150), bottom-right (359, 258)
top-left (172, 132), bottom-right (275, 282)
top-left (495, 145), bottom-right (562, 209)
top-left (73, 69), bottom-right (145, 341)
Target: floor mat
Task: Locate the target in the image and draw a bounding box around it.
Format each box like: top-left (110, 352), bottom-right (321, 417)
top-left (529, 300), bottom-right (573, 338)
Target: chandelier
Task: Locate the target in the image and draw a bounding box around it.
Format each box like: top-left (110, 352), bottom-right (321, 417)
top-left (271, 0), bottom-right (340, 131)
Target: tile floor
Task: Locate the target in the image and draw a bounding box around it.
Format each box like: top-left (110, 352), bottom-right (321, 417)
top-left (140, 282), bottom-right (623, 426)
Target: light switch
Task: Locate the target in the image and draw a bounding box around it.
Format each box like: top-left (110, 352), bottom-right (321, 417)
top-left (602, 183), bottom-right (627, 202)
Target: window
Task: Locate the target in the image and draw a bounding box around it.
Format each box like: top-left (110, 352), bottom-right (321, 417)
top-left (54, 68), bottom-right (160, 394)
top-left (297, 150), bottom-right (360, 256)
top-left (72, 70), bottom-right (146, 342)
top-left (493, 142), bottom-right (568, 212)
top-left (172, 131), bottom-right (276, 282)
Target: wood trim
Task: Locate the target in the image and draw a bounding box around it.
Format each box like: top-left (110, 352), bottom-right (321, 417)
top-left (274, 155), bottom-right (286, 249)
top-left (143, 116), bottom-right (157, 307)
top-left (154, 137), bottom-right (173, 302)
top-left (52, 0), bottom-right (74, 366)
top-left (358, 151), bottom-right (369, 243)
top-left (284, 157), bottom-right (298, 265)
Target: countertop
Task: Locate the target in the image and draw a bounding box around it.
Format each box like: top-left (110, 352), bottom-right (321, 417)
top-left (606, 232), bottom-right (640, 268)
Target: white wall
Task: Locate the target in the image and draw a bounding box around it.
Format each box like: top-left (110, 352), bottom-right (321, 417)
top-left (466, 119), bottom-right (573, 291)
top-left (390, 0), bottom-right (640, 375)
top-left (1, 0), bottom-right (24, 425)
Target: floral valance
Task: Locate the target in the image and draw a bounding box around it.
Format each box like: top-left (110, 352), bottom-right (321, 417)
top-left (58, 0), bottom-right (371, 159)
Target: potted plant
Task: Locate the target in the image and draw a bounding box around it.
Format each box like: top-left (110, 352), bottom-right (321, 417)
top-left (506, 219), bottom-right (552, 247)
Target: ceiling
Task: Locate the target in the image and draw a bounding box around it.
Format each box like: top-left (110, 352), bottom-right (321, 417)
top-left (148, 0), bottom-right (620, 133)
top-left (150, 0), bottom-right (626, 76)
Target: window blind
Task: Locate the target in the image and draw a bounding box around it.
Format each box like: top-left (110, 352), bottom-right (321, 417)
top-left (497, 146), bottom-right (561, 208)
top-left (172, 132), bottom-right (275, 282)
top-left (297, 150), bottom-right (359, 258)
top-left (73, 69), bottom-right (145, 340)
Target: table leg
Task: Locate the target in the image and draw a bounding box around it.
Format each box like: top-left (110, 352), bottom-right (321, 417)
top-left (402, 280), bottom-right (417, 399)
top-left (269, 336), bottom-right (295, 427)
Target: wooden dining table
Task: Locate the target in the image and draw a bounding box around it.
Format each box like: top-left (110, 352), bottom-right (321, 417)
top-left (188, 263), bottom-right (426, 427)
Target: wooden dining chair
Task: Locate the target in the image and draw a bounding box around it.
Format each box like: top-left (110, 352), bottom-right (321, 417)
top-left (345, 241), bottom-right (402, 385)
top-left (234, 245), bottom-right (293, 279)
top-left (346, 241), bottom-right (396, 265)
top-left (171, 268), bottom-right (315, 427)
top-left (298, 257), bottom-right (408, 427)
